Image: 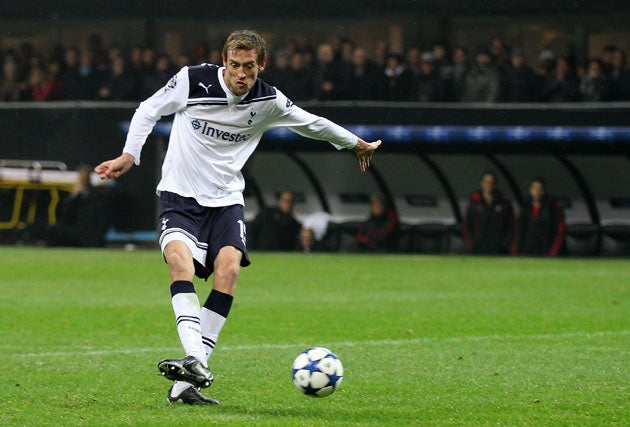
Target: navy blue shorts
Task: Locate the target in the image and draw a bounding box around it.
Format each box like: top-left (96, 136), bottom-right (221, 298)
top-left (157, 191), bottom-right (250, 279)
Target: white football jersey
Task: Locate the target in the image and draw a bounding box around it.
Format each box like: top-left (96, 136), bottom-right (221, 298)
top-left (123, 64), bottom-right (358, 207)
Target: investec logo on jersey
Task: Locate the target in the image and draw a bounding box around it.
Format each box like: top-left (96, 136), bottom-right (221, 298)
top-left (191, 119), bottom-right (251, 143)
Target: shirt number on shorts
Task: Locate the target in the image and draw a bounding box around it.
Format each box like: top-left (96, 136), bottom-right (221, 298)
top-left (237, 220), bottom-right (247, 245)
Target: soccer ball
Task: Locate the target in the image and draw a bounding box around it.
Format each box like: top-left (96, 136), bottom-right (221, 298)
top-left (292, 347), bottom-right (343, 397)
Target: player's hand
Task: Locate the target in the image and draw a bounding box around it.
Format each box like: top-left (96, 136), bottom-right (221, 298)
top-left (94, 153), bottom-right (135, 179)
top-left (352, 138), bottom-right (382, 173)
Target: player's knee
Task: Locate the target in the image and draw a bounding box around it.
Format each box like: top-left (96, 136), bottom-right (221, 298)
top-left (165, 248), bottom-right (194, 277)
top-left (215, 257), bottom-right (240, 284)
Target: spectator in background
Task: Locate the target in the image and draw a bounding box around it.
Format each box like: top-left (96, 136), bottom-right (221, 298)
top-left (442, 46), bottom-right (469, 101)
top-left (208, 48), bottom-right (222, 66)
top-left (609, 48), bottom-right (630, 100)
top-left (372, 40), bottom-right (389, 70)
top-left (462, 171), bottom-right (514, 254)
top-left (300, 228), bottom-right (320, 253)
top-left (28, 66), bottom-right (56, 101)
top-left (267, 52), bottom-right (291, 87)
top-left (580, 59), bottom-right (611, 101)
top-left (175, 53), bottom-right (192, 69)
top-left (350, 47), bottom-right (383, 100)
top-left (88, 43), bottom-right (110, 99)
top-left (301, 45), bottom-right (315, 69)
top-left (355, 194), bottom-right (398, 252)
top-left (411, 52), bottom-right (445, 102)
top-left (384, 54), bottom-right (411, 101)
top-left (506, 48), bottom-right (539, 102)
top-left (250, 191), bottom-right (301, 251)
top-left (47, 60), bottom-right (64, 100)
top-left (97, 56), bottom-right (135, 101)
top-left (405, 47), bottom-right (423, 99)
top-left (141, 47), bottom-right (157, 73)
top-left (538, 49), bottom-right (556, 78)
top-left (276, 37), bottom-right (300, 59)
top-left (432, 43), bottom-right (449, 79)
top-left (282, 52), bottom-right (315, 101)
top-left (490, 38), bottom-right (511, 70)
top-left (16, 42), bottom-right (35, 83)
top-left (77, 50), bottom-right (99, 99)
top-left (490, 38), bottom-right (511, 100)
top-left (312, 43), bottom-right (337, 100)
top-left (47, 166), bottom-right (108, 247)
top-left (129, 47), bottom-right (143, 71)
top-left (192, 42), bottom-right (209, 65)
top-left (600, 44), bottom-right (617, 75)
top-left (299, 211), bottom-right (333, 253)
top-left (0, 61), bottom-right (22, 101)
top-left (312, 43), bottom-right (352, 100)
top-left (141, 54), bottom-right (174, 98)
top-left (516, 176), bottom-right (566, 256)
top-left (462, 49), bottom-right (501, 102)
top-left (127, 47), bottom-right (144, 97)
top-left (339, 39), bottom-right (355, 64)
top-left (540, 56), bottom-right (579, 102)
top-left (108, 45), bottom-right (123, 63)
top-left (61, 47), bottom-right (89, 99)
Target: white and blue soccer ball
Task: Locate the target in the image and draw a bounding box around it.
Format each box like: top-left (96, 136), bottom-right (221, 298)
top-left (292, 347), bottom-right (344, 397)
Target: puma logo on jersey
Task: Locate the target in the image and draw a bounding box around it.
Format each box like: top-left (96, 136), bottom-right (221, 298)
top-left (198, 82), bottom-right (212, 94)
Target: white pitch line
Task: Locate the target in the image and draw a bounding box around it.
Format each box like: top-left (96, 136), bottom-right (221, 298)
top-left (10, 330), bottom-right (629, 359)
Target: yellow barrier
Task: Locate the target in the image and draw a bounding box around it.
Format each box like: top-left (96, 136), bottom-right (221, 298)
top-left (0, 181), bottom-right (74, 230)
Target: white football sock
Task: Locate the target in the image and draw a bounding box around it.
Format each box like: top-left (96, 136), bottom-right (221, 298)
top-left (200, 307), bottom-right (227, 360)
top-left (200, 289), bottom-right (234, 362)
top-left (171, 380), bottom-right (193, 396)
top-left (170, 281), bottom-right (206, 365)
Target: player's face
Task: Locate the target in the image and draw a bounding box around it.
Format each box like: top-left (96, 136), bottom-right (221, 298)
top-left (223, 49), bottom-right (265, 96)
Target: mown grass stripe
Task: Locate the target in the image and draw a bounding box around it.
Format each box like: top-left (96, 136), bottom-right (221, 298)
top-left (11, 329), bottom-right (629, 358)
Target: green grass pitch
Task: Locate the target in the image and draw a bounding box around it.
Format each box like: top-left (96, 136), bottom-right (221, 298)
top-left (0, 247), bottom-right (628, 426)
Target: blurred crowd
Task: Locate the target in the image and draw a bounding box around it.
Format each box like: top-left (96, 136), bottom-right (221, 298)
top-left (2, 34), bottom-right (630, 103)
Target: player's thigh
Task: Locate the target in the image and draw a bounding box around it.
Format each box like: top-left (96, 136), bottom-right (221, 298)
top-left (207, 205), bottom-right (250, 269)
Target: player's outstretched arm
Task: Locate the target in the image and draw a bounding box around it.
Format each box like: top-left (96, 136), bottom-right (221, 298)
top-left (94, 153), bottom-right (135, 179)
top-left (352, 138), bottom-right (382, 173)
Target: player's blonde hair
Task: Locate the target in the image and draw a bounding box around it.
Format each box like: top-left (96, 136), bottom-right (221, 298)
top-left (222, 30), bottom-right (267, 65)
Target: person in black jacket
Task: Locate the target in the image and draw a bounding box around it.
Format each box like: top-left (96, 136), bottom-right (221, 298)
top-left (516, 177), bottom-right (566, 256)
top-left (461, 49), bottom-right (501, 103)
top-left (462, 171), bottom-right (515, 254)
top-left (47, 166), bottom-right (108, 247)
top-left (540, 56), bottom-right (579, 102)
top-left (349, 48), bottom-right (384, 100)
top-left (355, 194), bottom-right (398, 252)
top-left (506, 48), bottom-right (540, 102)
top-left (250, 191), bottom-right (301, 251)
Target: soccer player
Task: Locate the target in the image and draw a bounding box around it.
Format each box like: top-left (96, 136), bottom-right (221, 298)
top-left (95, 30), bottom-right (381, 405)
